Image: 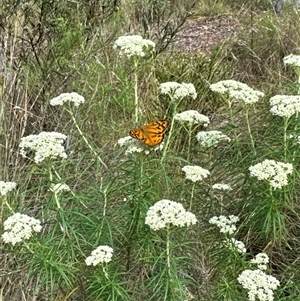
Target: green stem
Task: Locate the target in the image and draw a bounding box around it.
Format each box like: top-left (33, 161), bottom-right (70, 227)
top-left (48, 165), bottom-right (61, 209)
top-left (297, 71), bottom-right (300, 95)
top-left (67, 107), bottom-right (108, 169)
top-left (166, 224), bottom-right (171, 278)
top-left (161, 116), bottom-right (175, 163)
top-left (187, 124), bottom-right (192, 162)
top-left (134, 59), bottom-right (139, 124)
top-left (99, 178), bottom-right (108, 236)
top-left (245, 106), bottom-right (256, 156)
top-left (283, 117), bottom-right (289, 161)
top-left (3, 198), bottom-right (14, 213)
top-left (227, 99), bottom-right (240, 156)
top-left (189, 183), bottom-right (195, 211)
top-left (102, 264), bottom-right (109, 279)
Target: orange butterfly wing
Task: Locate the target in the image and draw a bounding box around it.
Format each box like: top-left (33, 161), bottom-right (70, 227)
top-left (129, 120), bottom-right (169, 146)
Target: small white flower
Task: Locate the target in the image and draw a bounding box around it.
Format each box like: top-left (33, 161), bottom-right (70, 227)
top-left (224, 238), bottom-right (246, 254)
top-left (212, 183), bottom-right (232, 191)
top-left (237, 269), bottom-right (280, 301)
top-left (210, 80), bottom-right (264, 105)
top-left (19, 132), bottom-right (67, 164)
top-left (0, 181), bottom-right (17, 196)
top-left (50, 183), bottom-right (70, 194)
top-left (249, 159), bottom-right (293, 189)
top-left (50, 92), bottom-right (85, 107)
top-left (182, 165), bottom-right (210, 182)
top-left (209, 215), bottom-right (239, 235)
top-left (174, 110), bottom-right (210, 126)
top-left (145, 199), bottom-right (197, 231)
top-left (85, 245), bottom-right (113, 266)
top-left (113, 35), bottom-right (155, 58)
top-left (250, 253), bottom-right (269, 271)
top-left (159, 82), bottom-right (197, 101)
top-left (283, 54), bottom-right (300, 67)
top-left (270, 95), bottom-right (300, 118)
top-left (196, 130), bottom-right (231, 148)
top-left (2, 213), bottom-right (42, 245)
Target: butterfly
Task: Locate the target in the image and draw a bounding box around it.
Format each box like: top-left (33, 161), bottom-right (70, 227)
top-left (129, 120), bottom-right (169, 146)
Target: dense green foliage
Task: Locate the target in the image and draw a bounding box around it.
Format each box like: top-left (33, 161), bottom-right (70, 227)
top-left (1, 0), bottom-right (300, 300)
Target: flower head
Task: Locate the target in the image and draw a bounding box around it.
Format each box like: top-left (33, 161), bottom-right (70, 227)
top-left (145, 199), bottom-right (197, 231)
top-left (249, 159), bottom-right (293, 189)
top-left (212, 183), bottom-right (232, 191)
top-left (50, 92), bottom-right (85, 107)
top-left (250, 253), bottom-right (269, 271)
top-left (117, 136), bottom-right (163, 155)
top-left (237, 269), bottom-right (280, 301)
top-left (283, 54), bottom-right (300, 67)
top-left (50, 183), bottom-right (70, 194)
top-left (209, 215), bottom-right (239, 235)
top-left (224, 238), bottom-right (246, 254)
top-left (2, 213), bottom-right (42, 245)
top-left (159, 82), bottom-right (197, 101)
top-left (19, 131), bottom-right (67, 163)
top-left (85, 245), bottom-right (114, 266)
top-left (210, 80), bottom-right (264, 105)
top-left (174, 110), bottom-right (210, 126)
top-left (270, 95), bottom-right (300, 118)
top-left (0, 181), bottom-right (17, 196)
top-left (182, 165), bottom-right (210, 182)
top-left (113, 35), bottom-right (155, 58)
top-left (196, 130), bottom-right (231, 148)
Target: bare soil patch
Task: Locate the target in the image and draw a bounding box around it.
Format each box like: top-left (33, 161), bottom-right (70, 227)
top-left (175, 15), bottom-right (238, 54)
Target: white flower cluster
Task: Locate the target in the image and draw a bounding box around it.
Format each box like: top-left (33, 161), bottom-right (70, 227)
top-left (182, 165), bottom-right (210, 182)
top-left (269, 95), bottom-right (300, 118)
top-left (237, 269), bottom-right (280, 301)
top-left (212, 183), bottom-right (232, 191)
top-left (145, 199), bottom-right (197, 231)
top-left (209, 215), bottom-right (239, 235)
top-left (250, 253), bottom-right (269, 271)
top-left (283, 54), bottom-right (300, 67)
top-left (249, 159), bottom-right (293, 189)
top-left (113, 35), bottom-right (155, 58)
top-left (50, 92), bottom-right (85, 107)
top-left (174, 110), bottom-right (210, 126)
top-left (117, 136), bottom-right (163, 155)
top-left (20, 131), bottom-right (67, 163)
top-left (50, 183), bottom-right (70, 194)
top-left (196, 130), bottom-right (231, 147)
top-left (159, 82), bottom-right (197, 101)
top-left (0, 181), bottom-right (17, 196)
top-left (210, 80), bottom-right (265, 105)
top-left (224, 238), bottom-right (246, 254)
top-left (85, 245), bottom-right (114, 266)
top-left (2, 213), bottom-right (42, 245)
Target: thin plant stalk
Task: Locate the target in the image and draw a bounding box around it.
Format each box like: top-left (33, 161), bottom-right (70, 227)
top-left (3, 198), bottom-right (14, 213)
top-left (283, 117), bottom-right (289, 161)
top-left (66, 106), bottom-right (108, 169)
top-left (133, 58), bottom-right (139, 124)
top-left (161, 116), bottom-right (175, 163)
top-left (223, 95), bottom-right (241, 156)
top-left (99, 178), bottom-right (109, 238)
top-left (160, 93), bottom-right (185, 163)
top-left (186, 123), bottom-right (193, 162)
top-left (245, 106), bottom-right (256, 156)
top-left (48, 165), bottom-right (61, 209)
top-left (166, 224), bottom-right (171, 279)
top-left (294, 71), bottom-right (300, 132)
top-left (189, 183), bottom-right (195, 211)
